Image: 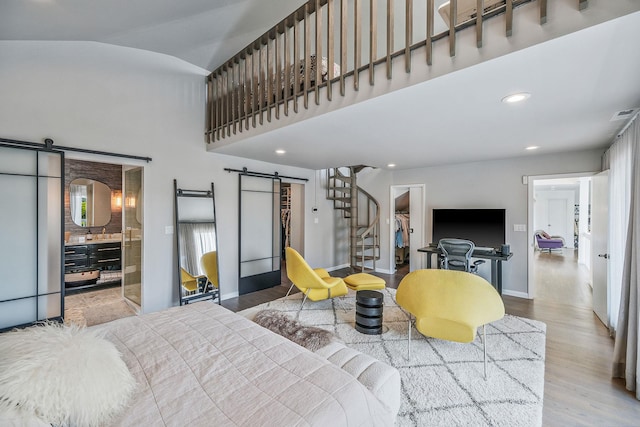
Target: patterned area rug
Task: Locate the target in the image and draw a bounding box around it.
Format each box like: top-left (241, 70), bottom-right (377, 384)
top-left (239, 288), bottom-right (546, 427)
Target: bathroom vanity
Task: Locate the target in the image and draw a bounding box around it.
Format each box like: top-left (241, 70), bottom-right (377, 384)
top-left (64, 239), bottom-right (122, 290)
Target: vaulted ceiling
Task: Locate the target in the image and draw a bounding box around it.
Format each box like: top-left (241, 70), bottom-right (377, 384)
top-left (2, 1), bottom-right (639, 170)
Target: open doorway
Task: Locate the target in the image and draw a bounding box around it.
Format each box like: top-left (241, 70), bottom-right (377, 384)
top-left (389, 184), bottom-right (425, 274)
top-left (528, 174), bottom-right (594, 307)
top-left (280, 182), bottom-right (305, 283)
top-left (63, 158), bottom-right (143, 327)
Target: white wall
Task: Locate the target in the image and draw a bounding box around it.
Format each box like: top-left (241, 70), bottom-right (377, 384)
top-left (0, 41), bottom-right (340, 313)
top-left (0, 40), bottom-right (607, 308)
top-left (384, 150), bottom-right (603, 296)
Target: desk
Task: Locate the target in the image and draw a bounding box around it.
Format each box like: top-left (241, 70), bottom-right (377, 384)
top-left (417, 246), bottom-right (513, 294)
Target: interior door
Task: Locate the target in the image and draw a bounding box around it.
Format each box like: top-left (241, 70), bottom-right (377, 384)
top-left (239, 174), bottom-right (281, 295)
top-left (0, 146), bottom-right (63, 329)
top-left (591, 171), bottom-right (609, 326)
top-left (122, 166), bottom-right (143, 308)
top-left (408, 186), bottom-right (424, 271)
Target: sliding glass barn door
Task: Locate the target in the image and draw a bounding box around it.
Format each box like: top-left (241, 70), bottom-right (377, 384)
top-left (238, 174), bottom-right (281, 295)
top-left (0, 145), bottom-right (63, 330)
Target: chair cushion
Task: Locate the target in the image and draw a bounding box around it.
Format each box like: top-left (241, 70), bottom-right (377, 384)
top-left (416, 316), bottom-right (476, 343)
top-left (306, 278), bottom-right (349, 300)
top-left (344, 273), bottom-right (386, 291)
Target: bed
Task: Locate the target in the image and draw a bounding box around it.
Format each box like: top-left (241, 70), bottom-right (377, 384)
top-left (1, 300), bottom-right (398, 426)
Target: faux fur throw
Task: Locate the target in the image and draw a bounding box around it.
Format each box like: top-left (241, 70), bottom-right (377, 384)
top-left (253, 309), bottom-right (334, 351)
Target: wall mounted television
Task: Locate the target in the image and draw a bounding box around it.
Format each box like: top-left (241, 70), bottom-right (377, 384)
top-left (432, 209), bottom-right (506, 250)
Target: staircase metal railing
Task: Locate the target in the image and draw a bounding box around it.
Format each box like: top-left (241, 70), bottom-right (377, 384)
top-left (205, 0), bottom-right (587, 142)
top-left (327, 167), bottom-right (380, 271)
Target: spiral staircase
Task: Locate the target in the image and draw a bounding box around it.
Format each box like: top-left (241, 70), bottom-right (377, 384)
top-left (326, 166), bottom-right (380, 272)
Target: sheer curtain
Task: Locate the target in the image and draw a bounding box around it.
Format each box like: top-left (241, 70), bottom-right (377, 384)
top-left (603, 125), bottom-right (634, 332)
top-left (608, 115), bottom-right (640, 398)
top-left (178, 223), bottom-right (216, 276)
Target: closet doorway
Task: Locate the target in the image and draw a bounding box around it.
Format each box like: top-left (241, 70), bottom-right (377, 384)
top-left (389, 185), bottom-right (425, 273)
top-left (281, 182), bottom-right (305, 256)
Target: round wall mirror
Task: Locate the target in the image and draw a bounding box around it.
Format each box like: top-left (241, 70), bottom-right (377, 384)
top-left (69, 178), bottom-right (112, 227)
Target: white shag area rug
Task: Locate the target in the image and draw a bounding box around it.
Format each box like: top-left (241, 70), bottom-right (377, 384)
top-left (239, 288), bottom-right (546, 427)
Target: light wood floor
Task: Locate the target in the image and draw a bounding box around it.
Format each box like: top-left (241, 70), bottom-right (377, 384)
top-left (222, 256), bottom-right (640, 426)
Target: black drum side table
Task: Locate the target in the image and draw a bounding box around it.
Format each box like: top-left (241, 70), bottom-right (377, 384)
top-left (355, 290), bottom-right (384, 335)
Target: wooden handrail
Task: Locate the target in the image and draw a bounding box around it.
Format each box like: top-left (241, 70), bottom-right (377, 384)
top-left (206, 0), bottom-right (586, 142)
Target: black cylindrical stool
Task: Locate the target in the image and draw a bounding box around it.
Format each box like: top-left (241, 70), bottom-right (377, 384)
top-left (355, 290), bottom-right (384, 335)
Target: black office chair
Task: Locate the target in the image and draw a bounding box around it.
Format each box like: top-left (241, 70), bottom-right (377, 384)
top-left (437, 238), bottom-right (485, 273)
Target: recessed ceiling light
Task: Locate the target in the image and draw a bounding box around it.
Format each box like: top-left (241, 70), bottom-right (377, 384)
top-left (502, 92), bottom-right (531, 104)
top-left (526, 146), bottom-right (539, 150)
top-left (387, 163), bottom-right (396, 168)
top-left (275, 149), bottom-right (286, 155)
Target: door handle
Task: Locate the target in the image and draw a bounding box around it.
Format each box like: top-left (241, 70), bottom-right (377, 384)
top-left (598, 254), bottom-right (609, 259)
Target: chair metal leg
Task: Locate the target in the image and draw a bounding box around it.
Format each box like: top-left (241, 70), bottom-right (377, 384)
top-left (335, 296), bottom-right (348, 313)
top-left (483, 324), bottom-right (487, 380)
top-left (407, 316), bottom-right (412, 361)
top-left (284, 283), bottom-right (295, 297)
top-left (297, 289), bottom-right (310, 319)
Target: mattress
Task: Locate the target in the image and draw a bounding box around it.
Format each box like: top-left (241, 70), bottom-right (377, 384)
top-left (98, 302), bottom-right (393, 426)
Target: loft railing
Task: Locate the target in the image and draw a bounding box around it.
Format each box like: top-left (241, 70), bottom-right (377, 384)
top-left (206, 0), bottom-right (588, 142)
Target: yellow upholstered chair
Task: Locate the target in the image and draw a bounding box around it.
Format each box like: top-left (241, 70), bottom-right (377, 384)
top-left (395, 269), bottom-right (505, 378)
top-left (200, 251), bottom-right (220, 302)
top-left (180, 268), bottom-right (200, 294)
top-left (285, 247), bottom-right (348, 316)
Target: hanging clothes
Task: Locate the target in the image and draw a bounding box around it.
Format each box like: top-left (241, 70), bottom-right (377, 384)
top-left (395, 213), bottom-right (410, 248)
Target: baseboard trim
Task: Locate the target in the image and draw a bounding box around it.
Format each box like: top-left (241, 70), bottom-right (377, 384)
top-left (220, 291), bottom-right (239, 301)
top-left (502, 289), bottom-right (532, 299)
top-left (326, 263), bottom-right (350, 272)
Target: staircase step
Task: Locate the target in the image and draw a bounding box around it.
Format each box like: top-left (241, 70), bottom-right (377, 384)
top-left (353, 255), bottom-right (379, 261)
top-left (355, 245), bottom-right (379, 250)
top-left (327, 196), bottom-right (351, 202)
top-left (330, 174), bottom-right (352, 183)
top-left (329, 187), bottom-right (351, 193)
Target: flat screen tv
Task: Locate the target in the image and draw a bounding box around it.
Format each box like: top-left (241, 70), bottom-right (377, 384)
top-left (432, 209), bottom-right (506, 250)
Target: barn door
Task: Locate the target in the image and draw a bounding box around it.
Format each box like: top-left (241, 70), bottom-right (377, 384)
top-left (238, 174), bottom-right (282, 294)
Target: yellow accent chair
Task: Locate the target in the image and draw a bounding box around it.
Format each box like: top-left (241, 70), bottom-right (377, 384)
top-left (200, 251), bottom-right (220, 302)
top-left (285, 247), bottom-right (349, 316)
top-left (180, 268), bottom-right (200, 294)
top-left (395, 269), bottom-right (505, 378)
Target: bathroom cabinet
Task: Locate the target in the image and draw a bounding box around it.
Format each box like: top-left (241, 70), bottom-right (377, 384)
top-left (64, 241), bottom-right (121, 289)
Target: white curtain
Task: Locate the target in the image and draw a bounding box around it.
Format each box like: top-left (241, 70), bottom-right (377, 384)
top-left (178, 223), bottom-right (216, 276)
top-left (608, 115), bottom-right (640, 398)
top-left (603, 125), bottom-right (635, 332)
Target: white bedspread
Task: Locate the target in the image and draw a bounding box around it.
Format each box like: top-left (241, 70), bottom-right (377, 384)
top-left (99, 302), bottom-right (393, 426)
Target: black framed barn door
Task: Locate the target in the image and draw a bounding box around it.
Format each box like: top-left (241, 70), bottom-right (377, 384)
top-left (0, 144), bottom-right (64, 330)
top-left (238, 173), bottom-right (282, 295)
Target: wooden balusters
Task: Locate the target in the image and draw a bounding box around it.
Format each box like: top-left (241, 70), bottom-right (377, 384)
top-left (476, 0), bottom-right (484, 48)
top-left (205, 0), bottom-right (579, 142)
top-left (354, 0), bottom-right (361, 91)
top-left (315, 0), bottom-right (322, 105)
top-left (405, 0), bottom-right (412, 72)
top-left (369, 0), bottom-right (377, 85)
top-left (304, 3), bottom-right (311, 108)
top-left (294, 13), bottom-right (301, 112)
top-left (387, 0), bottom-right (394, 78)
top-left (340, 0), bottom-right (347, 96)
top-left (540, 0), bottom-right (547, 24)
top-left (506, 0), bottom-right (513, 37)
top-left (449, 0), bottom-right (456, 57)
top-left (426, 0), bottom-right (433, 65)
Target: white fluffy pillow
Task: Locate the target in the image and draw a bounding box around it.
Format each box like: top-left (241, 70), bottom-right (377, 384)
top-left (0, 322), bottom-right (136, 426)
